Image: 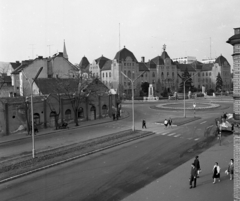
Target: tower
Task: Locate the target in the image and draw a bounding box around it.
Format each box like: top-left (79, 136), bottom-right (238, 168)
top-left (227, 27), bottom-right (240, 200)
top-left (63, 40), bottom-right (68, 60)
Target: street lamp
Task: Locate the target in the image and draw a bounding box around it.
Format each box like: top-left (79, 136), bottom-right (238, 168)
top-left (30, 67), bottom-right (43, 158)
top-left (184, 73), bottom-right (198, 118)
top-left (121, 71), bottom-right (146, 131)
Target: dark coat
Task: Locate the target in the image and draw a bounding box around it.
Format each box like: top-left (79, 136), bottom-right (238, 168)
top-left (191, 166), bottom-right (198, 177)
top-left (193, 158), bottom-right (200, 170)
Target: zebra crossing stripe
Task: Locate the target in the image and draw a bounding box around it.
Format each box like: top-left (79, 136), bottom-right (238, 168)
top-left (161, 132), bottom-right (168, 135)
top-left (168, 133), bottom-right (176, 136)
top-left (194, 138), bottom-right (199, 141)
top-left (174, 134), bottom-right (181, 137)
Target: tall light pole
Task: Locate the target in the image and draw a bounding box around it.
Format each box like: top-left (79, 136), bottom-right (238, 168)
top-left (121, 71), bottom-right (145, 131)
top-left (30, 67), bottom-right (43, 158)
top-left (184, 73), bottom-right (198, 118)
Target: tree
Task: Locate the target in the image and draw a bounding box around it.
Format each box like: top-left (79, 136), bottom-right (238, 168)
top-left (179, 68), bottom-right (193, 93)
top-left (216, 73), bottom-right (223, 92)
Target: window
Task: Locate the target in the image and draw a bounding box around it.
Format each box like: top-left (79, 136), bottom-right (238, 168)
top-left (102, 73), bottom-right (104, 78)
top-left (78, 107), bottom-right (84, 119)
top-left (34, 113), bottom-right (40, 125)
top-left (106, 72), bottom-right (108, 77)
top-left (109, 72), bottom-right (111, 77)
top-left (202, 73), bottom-right (204, 76)
top-left (152, 72), bottom-right (155, 77)
top-left (102, 105), bottom-right (108, 117)
top-left (65, 109), bottom-right (71, 121)
top-left (128, 71), bottom-right (131, 78)
top-left (209, 72), bottom-right (211, 76)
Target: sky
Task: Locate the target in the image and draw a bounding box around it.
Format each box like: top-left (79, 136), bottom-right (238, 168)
top-left (0, 0), bottom-right (239, 67)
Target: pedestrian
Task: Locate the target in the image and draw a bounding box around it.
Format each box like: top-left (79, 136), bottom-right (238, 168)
top-left (142, 120), bottom-right (147, 129)
top-left (189, 163), bottom-right (198, 189)
top-left (225, 159), bottom-right (234, 180)
top-left (212, 162), bottom-right (221, 183)
top-left (168, 118), bottom-right (172, 128)
top-left (193, 156), bottom-right (201, 178)
top-left (164, 119), bottom-right (168, 129)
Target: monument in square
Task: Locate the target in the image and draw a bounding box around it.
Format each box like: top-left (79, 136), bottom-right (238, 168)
top-left (143, 84), bottom-right (159, 101)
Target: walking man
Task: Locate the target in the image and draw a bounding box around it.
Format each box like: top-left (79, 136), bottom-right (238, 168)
top-left (142, 120), bottom-right (147, 129)
top-left (193, 156), bottom-right (201, 178)
top-left (168, 118), bottom-right (173, 128)
top-left (189, 163), bottom-right (197, 189)
top-left (212, 162), bottom-right (221, 183)
top-left (164, 119), bottom-right (168, 129)
top-left (226, 159), bottom-right (234, 180)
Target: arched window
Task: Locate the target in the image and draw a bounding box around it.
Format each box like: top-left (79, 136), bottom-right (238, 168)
top-left (106, 72), bottom-right (108, 78)
top-left (78, 107), bottom-right (84, 119)
top-left (34, 113), bottom-right (40, 125)
top-left (109, 72), bottom-right (111, 77)
top-left (102, 105), bottom-right (108, 117)
top-left (102, 73), bottom-right (104, 78)
top-left (65, 109), bottom-right (71, 121)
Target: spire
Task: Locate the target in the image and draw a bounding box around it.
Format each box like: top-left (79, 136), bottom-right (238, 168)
top-left (63, 40), bottom-right (68, 60)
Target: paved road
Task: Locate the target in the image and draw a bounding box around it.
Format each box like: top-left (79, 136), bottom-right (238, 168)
top-left (0, 123), bottom-right (218, 201)
top-left (0, 101), bottom-right (230, 160)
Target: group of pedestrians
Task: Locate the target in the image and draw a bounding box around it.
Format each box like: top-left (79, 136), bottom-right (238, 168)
top-left (189, 156), bottom-right (234, 189)
top-left (164, 118), bottom-right (172, 129)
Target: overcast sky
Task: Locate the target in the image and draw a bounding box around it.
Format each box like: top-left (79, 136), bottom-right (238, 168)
top-left (0, 0), bottom-right (239, 67)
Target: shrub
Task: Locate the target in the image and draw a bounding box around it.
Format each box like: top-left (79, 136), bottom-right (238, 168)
top-left (196, 93), bottom-right (204, 97)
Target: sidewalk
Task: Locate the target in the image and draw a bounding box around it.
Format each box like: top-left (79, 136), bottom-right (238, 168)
top-left (122, 135), bottom-right (233, 201)
top-left (0, 111), bottom-right (129, 145)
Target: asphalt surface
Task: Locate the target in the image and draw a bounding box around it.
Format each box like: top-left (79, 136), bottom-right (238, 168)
top-left (0, 100), bottom-right (233, 201)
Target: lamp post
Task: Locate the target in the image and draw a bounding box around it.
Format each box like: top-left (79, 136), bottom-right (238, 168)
top-left (184, 73), bottom-right (197, 118)
top-left (30, 67), bottom-right (43, 158)
top-left (121, 71), bottom-right (145, 131)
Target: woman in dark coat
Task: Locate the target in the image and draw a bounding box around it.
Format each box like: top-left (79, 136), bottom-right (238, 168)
top-left (212, 162), bottom-right (221, 183)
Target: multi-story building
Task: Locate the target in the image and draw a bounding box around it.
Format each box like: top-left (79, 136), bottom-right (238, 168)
top-left (89, 55), bottom-right (110, 79)
top-left (172, 56), bottom-right (197, 64)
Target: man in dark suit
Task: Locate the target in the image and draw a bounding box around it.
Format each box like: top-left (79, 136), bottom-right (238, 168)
top-left (190, 163), bottom-right (198, 189)
top-left (193, 156), bottom-right (201, 178)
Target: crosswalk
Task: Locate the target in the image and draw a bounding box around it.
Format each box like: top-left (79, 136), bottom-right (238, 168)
top-left (146, 128), bottom-right (200, 141)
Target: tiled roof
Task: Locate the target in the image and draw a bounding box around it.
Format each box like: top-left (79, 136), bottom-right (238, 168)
top-left (10, 61), bottom-right (21, 70)
top-left (0, 76), bottom-right (11, 83)
top-left (79, 56), bottom-right (90, 70)
top-left (139, 62), bottom-right (150, 71)
top-left (202, 63), bottom-right (213, 71)
top-left (101, 60), bottom-right (112, 71)
top-left (151, 56), bottom-right (164, 65)
top-left (35, 78), bottom-right (109, 95)
top-left (215, 55), bottom-right (230, 66)
top-left (114, 47), bottom-right (138, 62)
top-left (95, 55), bottom-right (110, 69)
top-left (161, 51), bottom-right (170, 60)
top-left (35, 78), bottom-right (79, 94)
top-left (177, 64), bottom-right (196, 72)
top-left (11, 60), bottom-right (33, 74)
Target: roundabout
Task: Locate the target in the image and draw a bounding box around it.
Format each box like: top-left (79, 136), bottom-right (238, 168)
top-left (155, 101), bottom-right (220, 110)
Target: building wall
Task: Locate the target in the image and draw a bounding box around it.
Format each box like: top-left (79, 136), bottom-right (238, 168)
top-left (90, 61), bottom-right (100, 78)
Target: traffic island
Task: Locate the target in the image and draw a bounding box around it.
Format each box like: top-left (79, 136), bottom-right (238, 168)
top-left (0, 129), bottom-right (154, 183)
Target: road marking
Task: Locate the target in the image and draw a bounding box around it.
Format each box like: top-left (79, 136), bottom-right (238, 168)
top-left (161, 132), bottom-right (169, 135)
top-left (194, 138), bottom-right (200, 141)
top-left (168, 133), bottom-right (176, 136)
top-left (200, 121), bottom-right (206, 124)
top-left (174, 134), bottom-right (181, 137)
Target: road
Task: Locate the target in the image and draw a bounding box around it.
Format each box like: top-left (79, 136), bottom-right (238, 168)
top-left (0, 101), bottom-right (233, 200)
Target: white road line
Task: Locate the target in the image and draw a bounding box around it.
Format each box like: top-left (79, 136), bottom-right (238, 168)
top-left (174, 134), bottom-right (181, 137)
top-left (161, 132), bottom-right (169, 135)
top-left (194, 138), bottom-right (200, 141)
top-left (200, 121), bottom-right (206, 124)
top-left (168, 133), bottom-right (176, 136)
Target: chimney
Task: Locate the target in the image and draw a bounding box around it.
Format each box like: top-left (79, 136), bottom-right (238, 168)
top-left (141, 57), bottom-right (145, 63)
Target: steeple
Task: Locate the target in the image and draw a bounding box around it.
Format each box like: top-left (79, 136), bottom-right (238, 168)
top-left (63, 40), bottom-right (68, 60)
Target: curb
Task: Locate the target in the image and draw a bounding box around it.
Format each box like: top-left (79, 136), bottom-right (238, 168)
top-left (0, 131), bottom-right (154, 184)
top-left (0, 112), bottom-right (130, 145)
